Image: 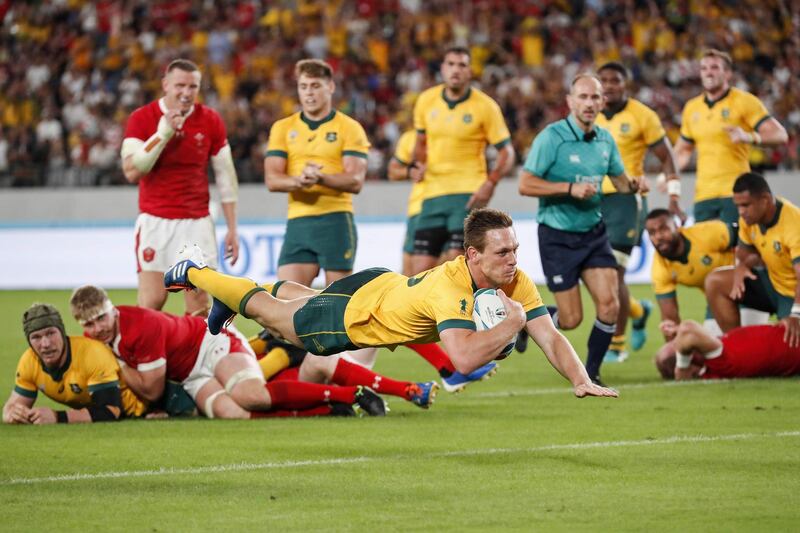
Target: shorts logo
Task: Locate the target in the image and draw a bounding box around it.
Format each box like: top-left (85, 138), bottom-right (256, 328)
top-left (70, 383), bottom-right (83, 394)
top-left (552, 274), bottom-right (563, 284)
top-left (143, 247), bottom-right (156, 263)
top-left (463, 114), bottom-right (473, 124)
top-left (326, 132), bottom-right (337, 142)
top-left (620, 123), bottom-right (630, 133)
top-left (701, 255), bottom-right (712, 265)
top-left (773, 241), bottom-right (782, 252)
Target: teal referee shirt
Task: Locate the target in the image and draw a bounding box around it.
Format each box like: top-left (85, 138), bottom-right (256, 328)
top-left (524, 114), bottom-right (624, 232)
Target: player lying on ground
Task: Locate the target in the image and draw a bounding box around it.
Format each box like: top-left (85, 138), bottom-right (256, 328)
top-left (654, 320), bottom-right (800, 380)
top-left (165, 208), bottom-right (618, 399)
top-left (3, 304), bottom-right (149, 424)
top-left (70, 286), bottom-right (436, 418)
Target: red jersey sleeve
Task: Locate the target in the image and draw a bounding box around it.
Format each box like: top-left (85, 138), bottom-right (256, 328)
top-left (123, 106), bottom-right (155, 142)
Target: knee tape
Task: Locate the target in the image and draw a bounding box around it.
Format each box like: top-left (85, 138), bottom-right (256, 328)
top-left (224, 368), bottom-right (265, 394)
top-left (204, 390), bottom-right (226, 419)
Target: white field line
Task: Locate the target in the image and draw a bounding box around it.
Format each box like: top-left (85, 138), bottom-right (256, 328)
top-left (472, 378), bottom-right (738, 398)
top-left (5, 430), bottom-right (799, 486)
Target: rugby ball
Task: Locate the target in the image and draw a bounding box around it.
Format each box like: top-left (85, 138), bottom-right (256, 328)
top-left (472, 288), bottom-right (517, 360)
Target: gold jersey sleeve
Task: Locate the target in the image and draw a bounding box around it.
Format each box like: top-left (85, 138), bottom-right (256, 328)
top-left (393, 130), bottom-right (425, 217)
top-left (344, 257), bottom-right (546, 348)
top-left (679, 89), bottom-right (770, 202)
top-left (13, 337), bottom-right (147, 417)
top-left (266, 111), bottom-right (370, 219)
top-left (738, 198), bottom-right (800, 297)
top-left (598, 99), bottom-right (666, 194)
top-left (413, 85), bottom-right (511, 200)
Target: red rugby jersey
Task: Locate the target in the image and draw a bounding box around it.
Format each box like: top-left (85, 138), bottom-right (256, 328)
top-left (123, 100), bottom-right (228, 219)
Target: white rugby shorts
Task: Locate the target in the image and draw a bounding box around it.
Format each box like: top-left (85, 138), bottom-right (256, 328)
top-left (135, 213), bottom-right (219, 272)
top-left (181, 325), bottom-right (256, 400)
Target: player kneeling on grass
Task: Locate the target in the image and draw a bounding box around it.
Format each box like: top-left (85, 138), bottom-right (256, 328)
top-left (3, 304), bottom-right (149, 425)
top-left (654, 319), bottom-right (800, 380)
top-left (165, 208), bottom-right (618, 399)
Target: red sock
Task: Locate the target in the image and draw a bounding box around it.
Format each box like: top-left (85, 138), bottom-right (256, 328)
top-left (332, 358), bottom-right (412, 399)
top-left (407, 343), bottom-right (455, 376)
top-left (265, 380), bottom-right (355, 409)
top-left (250, 406), bottom-right (332, 418)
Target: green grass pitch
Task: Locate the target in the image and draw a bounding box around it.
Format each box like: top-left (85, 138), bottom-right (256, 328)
top-left (1, 286), bottom-right (799, 531)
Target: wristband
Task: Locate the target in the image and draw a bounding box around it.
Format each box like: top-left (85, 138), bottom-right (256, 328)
top-left (791, 303), bottom-right (800, 318)
top-left (675, 352), bottom-right (693, 369)
top-left (567, 182), bottom-right (573, 196)
top-left (666, 179), bottom-right (681, 197)
top-left (56, 410), bottom-right (68, 424)
top-left (751, 131), bottom-right (762, 145)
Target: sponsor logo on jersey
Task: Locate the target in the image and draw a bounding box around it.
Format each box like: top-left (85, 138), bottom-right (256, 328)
top-left (70, 383), bottom-right (83, 394)
top-left (774, 241), bottom-right (782, 252)
top-left (570, 154), bottom-right (581, 163)
top-left (289, 130), bottom-right (298, 140)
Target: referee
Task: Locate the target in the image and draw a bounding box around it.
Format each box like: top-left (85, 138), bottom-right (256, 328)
top-left (519, 74), bottom-right (642, 386)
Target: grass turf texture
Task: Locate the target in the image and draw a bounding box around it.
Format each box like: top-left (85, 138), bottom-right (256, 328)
top-left (1, 286), bottom-right (799, 531)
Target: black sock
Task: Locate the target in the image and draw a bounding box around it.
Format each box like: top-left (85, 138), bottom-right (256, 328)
top-left (546, 305), bottom-right (560, 329)
top-left (585, 318), bottom-right (616, 378)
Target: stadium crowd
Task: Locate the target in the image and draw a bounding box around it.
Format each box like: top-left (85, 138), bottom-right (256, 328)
top-left (0, 0), bottom-right (798, 187)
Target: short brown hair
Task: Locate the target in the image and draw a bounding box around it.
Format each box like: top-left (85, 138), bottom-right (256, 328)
top-left (294, 59), bottom-right (334, 80)
top-left (166, 58), bottom-right (200, 75)
top-left (701, 49), bottom-right (732, 70)
top-left (464, 208), bottom-right (513, 252)
top-left (70, 285), bottom-right (111, 323)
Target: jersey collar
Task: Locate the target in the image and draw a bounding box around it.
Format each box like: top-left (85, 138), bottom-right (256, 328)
top-left (300, 110), bottom-right (336, 130)
top-left (158, 97), bottom-right (195, 119)
top-left (441, 86), bottom-right (472, 110)
top-left (703, 88), bottom-right (731, 109)
top-left (759, 199), bottom-right (783, 233)
top-left (601, 99), bottom-right (628, 120)
top-left (565, 114), bottom-right (596, 141)
top-left (39, 337), bottom-right (72, 382)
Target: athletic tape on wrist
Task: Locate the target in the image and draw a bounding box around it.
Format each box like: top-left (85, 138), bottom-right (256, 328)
top-left (667, 179), bottom-right (681, 197)
top-left (675, 352), bottom-right (693, 369)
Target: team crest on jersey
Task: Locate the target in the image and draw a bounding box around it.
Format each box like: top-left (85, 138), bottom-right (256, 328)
top-left (692, 112), bottom-right (699, 122)
top-left (460, 299), bottom-right (467, 315)
top-left (70, 383), bottom-right (83, 394)
top-left (773, 241), bottom-right (782, 252)
top-left (620, 123), bottom-right (630, 133)
top-left (721, 108), bottom-right (730, 120)
top-left (701, 255), bottom-right (712, 265)
top-left (463, 114), bottom-right (473, 124)
top-left (194, 132), bottom-right (205, 145)
top-left (326, 132), bottom-right (337, 142)
top-left (143, 247), bottom-right (155, 263)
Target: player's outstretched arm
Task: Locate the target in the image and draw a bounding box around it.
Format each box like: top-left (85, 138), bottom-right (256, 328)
top-left (527, 314), bottom-right (618, 398)
top-left (2, 391), bottom-right (35, 424)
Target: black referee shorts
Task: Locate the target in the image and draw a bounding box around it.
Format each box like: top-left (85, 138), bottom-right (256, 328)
top-left (538, 222), bottom-right (617, 292)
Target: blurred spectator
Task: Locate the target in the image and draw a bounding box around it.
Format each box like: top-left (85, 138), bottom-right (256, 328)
top-left (0, 0), bottom-right (798, 188)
